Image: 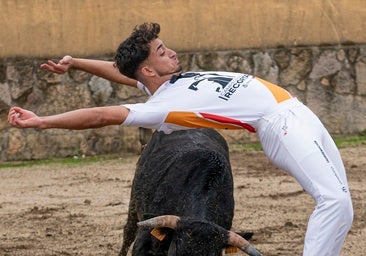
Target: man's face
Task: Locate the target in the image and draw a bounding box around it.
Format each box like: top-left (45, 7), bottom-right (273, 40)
top-left (145, 38), bottom-right (182, 78)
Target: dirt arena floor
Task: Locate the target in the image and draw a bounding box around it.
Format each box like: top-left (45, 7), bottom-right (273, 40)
top-left (0, 144), bottom-right (365, 255)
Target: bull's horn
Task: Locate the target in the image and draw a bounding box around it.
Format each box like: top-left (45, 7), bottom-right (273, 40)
top-left (227, 231), bottom-right (262, 256)
top-left (137, 215), bottom-right (180, 229)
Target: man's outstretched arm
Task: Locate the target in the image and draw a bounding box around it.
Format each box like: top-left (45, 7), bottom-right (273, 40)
top-left (8, 106), bottom-right (129, 130)
top-left (40, 55), bottom-right (138, 88)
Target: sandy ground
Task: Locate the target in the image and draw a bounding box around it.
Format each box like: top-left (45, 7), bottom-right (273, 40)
top-left (0, 145), bottom-right (365, 256)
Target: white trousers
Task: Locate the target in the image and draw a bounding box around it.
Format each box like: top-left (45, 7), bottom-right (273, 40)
top-left (256, 98), bottom-right (353, 256)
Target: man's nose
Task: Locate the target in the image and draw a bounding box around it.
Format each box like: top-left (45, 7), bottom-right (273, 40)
top-left (168, 48), bottom-right (176, 58)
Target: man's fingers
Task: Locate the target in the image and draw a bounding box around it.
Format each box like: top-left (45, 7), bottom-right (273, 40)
top-left (8, 108), bottom-right (17, 124)
top-left (8, 107), bottom-right (23, 124)
top-left (8, 107), bottom-right (19, 117)
top-left (40, 61), bottom-right (64, 74)
top-left (47, 60), bottom-right (59, 69)
top-left (39, 63), bottom-right (48, 70)
top-left (40, 56), bottom-right (72, 74)
top-left (8, 110), bottom-right (28, 128)
top-left (8, 112), bottom-right (17, 125)
top-left (40, 63), bottom-right (54, 72)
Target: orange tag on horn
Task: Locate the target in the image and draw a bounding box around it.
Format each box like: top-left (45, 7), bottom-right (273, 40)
top-left (151, 228), bottom-right (167, 241)
top-left (225, 246), bottom-right (239, 254)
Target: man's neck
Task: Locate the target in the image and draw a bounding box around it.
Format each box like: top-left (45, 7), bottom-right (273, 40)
top-left (142, 71), bottom-right (182, 94)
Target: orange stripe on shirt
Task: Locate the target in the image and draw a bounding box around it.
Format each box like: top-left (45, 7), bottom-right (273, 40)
top-left (256, 77), bottom-right (292, 103)
top-left (165, 111), bottom-right (256, 132)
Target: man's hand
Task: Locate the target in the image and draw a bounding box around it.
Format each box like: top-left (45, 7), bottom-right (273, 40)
top-left (8, 107), bottom-right (41, 128)
top-left (40, 55), bottom-right (73, 74)
top-left (40, 56), bottom-right (139, 89)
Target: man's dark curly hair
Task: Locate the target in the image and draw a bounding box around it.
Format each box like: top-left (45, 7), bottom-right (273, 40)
top-left (114, 22), bottom-right (160, 79)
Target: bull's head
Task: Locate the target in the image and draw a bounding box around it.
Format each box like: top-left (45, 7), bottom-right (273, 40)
top-left (138, 215), bottom-right (262, 256)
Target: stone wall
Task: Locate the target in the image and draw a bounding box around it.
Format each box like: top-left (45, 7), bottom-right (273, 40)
top-left (1, 43), bottom-right (366, 161)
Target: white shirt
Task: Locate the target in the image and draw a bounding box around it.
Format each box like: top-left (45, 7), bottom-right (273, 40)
top-left (123, 71), bottom-right (292, 134)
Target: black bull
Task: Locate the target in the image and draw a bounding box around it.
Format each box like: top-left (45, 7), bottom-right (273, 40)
top-left (119, 129), bottom-right (261, 256)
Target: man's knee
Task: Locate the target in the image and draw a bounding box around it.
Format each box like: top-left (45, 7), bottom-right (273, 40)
top-left (328, 192), bottom-right (354, 226)
top-left (340, 193), bottom-right (354, 226)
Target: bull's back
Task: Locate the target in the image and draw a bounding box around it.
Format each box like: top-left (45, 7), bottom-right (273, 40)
top-left (132, 128), bottom-right (234, 229)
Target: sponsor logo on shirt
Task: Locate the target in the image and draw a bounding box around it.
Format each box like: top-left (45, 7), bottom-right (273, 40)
top-left (218, 74), bottom-right (252, 101)
top-left (185, 73), bottom-right (252, 101)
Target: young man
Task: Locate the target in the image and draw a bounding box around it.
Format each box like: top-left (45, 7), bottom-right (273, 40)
top-left (8, 22), bottom-right (353, 256)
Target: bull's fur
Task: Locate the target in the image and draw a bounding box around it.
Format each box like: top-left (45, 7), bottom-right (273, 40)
top-left (119, 129), bottom-right (238, 255)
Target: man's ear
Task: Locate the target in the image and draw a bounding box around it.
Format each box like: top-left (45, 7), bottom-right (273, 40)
top-left (141, 66), bottom-right (155, 78)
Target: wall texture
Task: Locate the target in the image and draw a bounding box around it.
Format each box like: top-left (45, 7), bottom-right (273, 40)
top-left (1, 0), bottom-right (366, 57)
